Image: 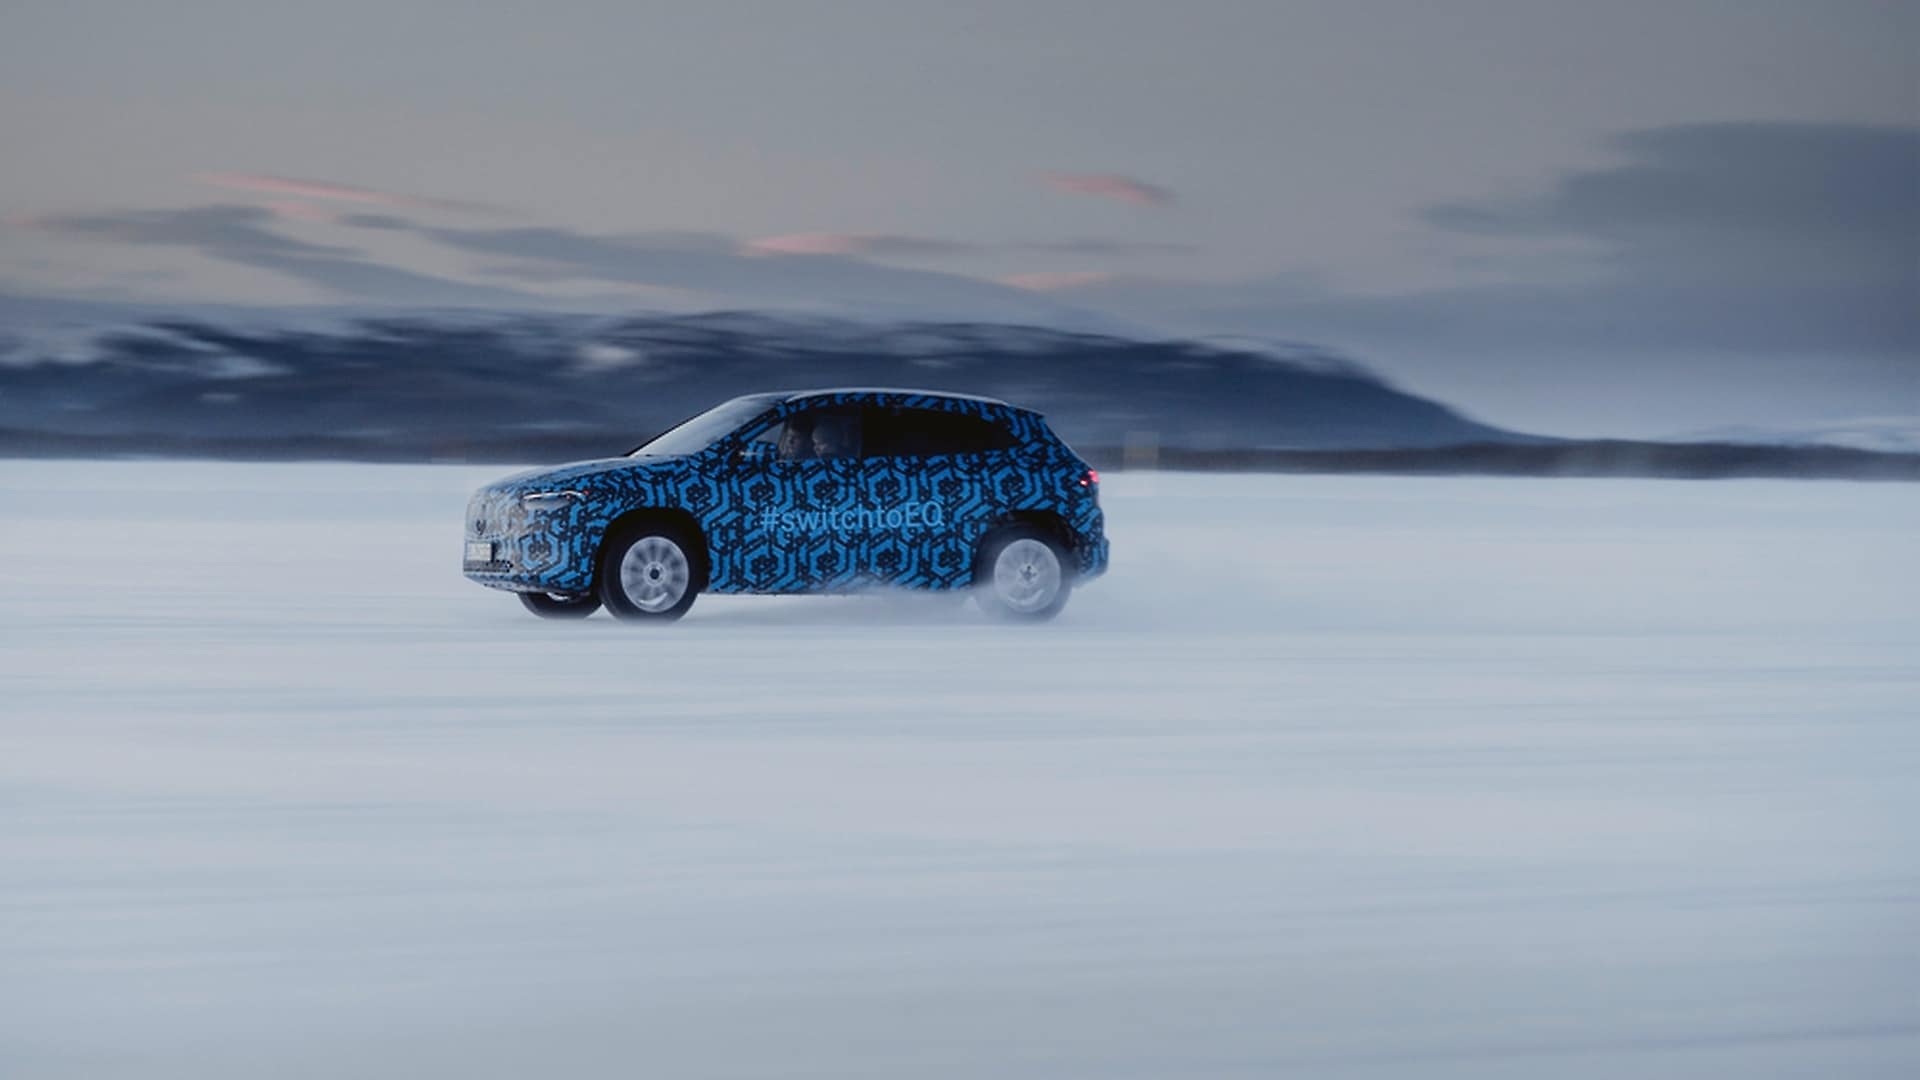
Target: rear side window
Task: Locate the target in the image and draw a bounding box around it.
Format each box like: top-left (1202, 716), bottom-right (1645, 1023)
top-left (863, 406), bottom-right (1018, 459)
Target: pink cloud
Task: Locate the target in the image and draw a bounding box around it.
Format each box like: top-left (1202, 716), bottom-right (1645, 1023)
top-left (1040, 172), bottom-right (1174, 207)
top-left (997, 270), bottom-right (1120, 292)
top-left (745, 232), bottom-right (869, 257)
top-left (195, 172), bottom-right (496, 214)
top-left (743, 232), bottom-right (971, 258)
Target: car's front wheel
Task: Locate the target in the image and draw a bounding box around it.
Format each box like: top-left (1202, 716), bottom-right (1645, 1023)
top-left (974, 525), bottom-right (1071, 621)
top-left (518, 591), bottom-right (602, 619)
top-left (598, 524), bottom-right (703, 621)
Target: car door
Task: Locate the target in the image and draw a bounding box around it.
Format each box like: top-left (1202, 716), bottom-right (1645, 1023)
top-left (738, 405), bottom-right (868, 592)
top-left (860, 404), bottom-right (1015, 588)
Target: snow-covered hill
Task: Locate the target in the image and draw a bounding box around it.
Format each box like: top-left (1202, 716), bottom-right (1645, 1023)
top-left (0, 309), bottom-right (1521, 456)
top-left (1681, 417), bottom-right (1920, 454)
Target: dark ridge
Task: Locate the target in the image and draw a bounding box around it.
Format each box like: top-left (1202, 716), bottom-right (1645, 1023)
top-left (2, 429), bottom-right (1913, 481)
top-left (1089, 442), bottom-right (1920, 482)
top-left (0, 312), bottom-right (1526, 454)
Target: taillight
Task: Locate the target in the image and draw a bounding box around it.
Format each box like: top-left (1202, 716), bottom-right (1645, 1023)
top-left (1078, 469), bottom-right (1099, 487)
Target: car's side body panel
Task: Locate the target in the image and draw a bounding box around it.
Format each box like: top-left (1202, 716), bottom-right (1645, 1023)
top-left (463, 389), bottom-right (1107, 597)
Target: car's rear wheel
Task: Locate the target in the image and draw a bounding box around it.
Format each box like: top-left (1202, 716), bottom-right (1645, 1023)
top-left (974, 525), bottom-right (1071, 621)
top-left (518, 591), bottom-right (601, 619)
top-left (598, 524), bottom-right (703, 621)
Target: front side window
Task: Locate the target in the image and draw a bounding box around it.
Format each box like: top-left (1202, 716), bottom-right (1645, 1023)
top-left (630, 394), bottom-right (784, 457)
top-left (760, 407), bottom-right (863, 462)
top-left (863, 406), bottom-right (1017, 459)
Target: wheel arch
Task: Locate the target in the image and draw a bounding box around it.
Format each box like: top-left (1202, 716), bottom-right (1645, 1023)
top-left (595, 506), bottom-right (711, 591)
top-left (972, 510), bottom-right (1076, 585)
top-left (986, 509), bottom-right (1076, 551)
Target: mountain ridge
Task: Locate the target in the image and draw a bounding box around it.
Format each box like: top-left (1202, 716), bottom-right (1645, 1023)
top-left (0, 310), bottom-right (1526, 457)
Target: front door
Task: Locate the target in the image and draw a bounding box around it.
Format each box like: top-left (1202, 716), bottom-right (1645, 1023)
top-left (735, 406), bottom-right (869, 592)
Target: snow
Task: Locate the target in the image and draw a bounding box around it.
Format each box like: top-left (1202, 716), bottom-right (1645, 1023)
top-left (573, 341), bottom-right (647, 373)
top-left (1684, 416), bottom-right (1920, 455)
top-left (2, 462), bottom-right (1916, 1079)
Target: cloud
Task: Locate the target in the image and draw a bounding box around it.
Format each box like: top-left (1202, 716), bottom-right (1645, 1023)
top-left (744, 233), bottom-right (1197, 259)
top-left (1419, 122), bottom-right (1919, 291)
top-left (998, 271), bottom-right (1122, 292)
top-left (1041, 172), bottom-right (1174, 207)
top-left (426, 224), bottom-right (953, 295)
top-left (31, 204), bottom-right (539, 307)
top-left (1065, 123), bottom-right (1919, 433)
top-left (337, 213), bottom-right (414, 230)
top-left (22, 204), bottom-right (1123, 322)
top-left (1020, 238), bottom-right (1198, 256)
top-left (1087, 122), bottom-right (1919, 356)
top-left (41, 204), bottom-right (347, 258)
top-left (195, 172), bottom-right (502, 215)
top-left (261, 201), bottom-right (338, 223)
top-left (744, 233), bottom-right (976, 258)
top-left (416, 224), bottom-right (1115, 323)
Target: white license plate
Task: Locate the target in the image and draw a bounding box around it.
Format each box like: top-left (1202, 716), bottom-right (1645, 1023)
top-left (465, 540), bottom-right (496, 563)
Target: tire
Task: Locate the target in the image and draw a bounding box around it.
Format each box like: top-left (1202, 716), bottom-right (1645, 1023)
top-left (973, 525), bottom-right (1072, 621)
top-left (519, 591), bottom-right (602, 619)
top-left (598, 522), bottom-right (704, 622)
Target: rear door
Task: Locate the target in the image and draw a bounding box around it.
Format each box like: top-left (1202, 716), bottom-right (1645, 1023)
top-left (860, 404), bottom-right (1019, 588)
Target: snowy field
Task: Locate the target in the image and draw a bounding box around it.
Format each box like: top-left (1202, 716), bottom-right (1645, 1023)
top-left (2, 461), bottom-right (1917, 1079)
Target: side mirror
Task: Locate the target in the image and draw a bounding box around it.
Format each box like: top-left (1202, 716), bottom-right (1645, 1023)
top-left (734, 441), bottom-right (775, 466)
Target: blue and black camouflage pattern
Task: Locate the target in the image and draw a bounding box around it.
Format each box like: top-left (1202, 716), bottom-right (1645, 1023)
top-left (464, 389), bottom-right (1108, 596)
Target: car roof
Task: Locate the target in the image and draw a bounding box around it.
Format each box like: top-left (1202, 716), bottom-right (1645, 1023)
top-left (777, 387), bottom-right (1015, 408)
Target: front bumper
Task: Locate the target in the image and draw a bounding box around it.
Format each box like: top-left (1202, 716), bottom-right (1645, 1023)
top-left (462, 488), bottom-right (595, 595)
top-left (462, 543), bottom-right (543, 593)
top-left (463, 542), bottom-right (566, 594)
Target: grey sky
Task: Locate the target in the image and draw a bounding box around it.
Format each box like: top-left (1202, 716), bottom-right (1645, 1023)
top-left (1, 0), bottom-right (1914, 433)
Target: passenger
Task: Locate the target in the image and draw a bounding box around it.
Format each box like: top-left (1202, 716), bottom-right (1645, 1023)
top-left (811, 413), bottom-right (856, 459)
top-left (777, 416), bottom-right (814, 461)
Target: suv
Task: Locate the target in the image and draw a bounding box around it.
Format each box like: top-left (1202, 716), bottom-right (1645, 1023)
top-left (463, 388), bottom-right (1108, 621)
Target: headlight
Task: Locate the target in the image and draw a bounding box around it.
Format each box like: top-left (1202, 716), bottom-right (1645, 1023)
top-left (519, 490), bottom-right (584, 509)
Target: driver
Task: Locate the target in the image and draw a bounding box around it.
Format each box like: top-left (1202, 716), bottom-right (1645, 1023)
top-left (776, 415), bottom-right (814, 461)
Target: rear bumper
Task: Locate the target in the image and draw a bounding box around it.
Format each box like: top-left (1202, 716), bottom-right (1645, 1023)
top-left (1075, 533), bottom-right (1110, 579)
top-left (1068, 499), bottom-right (1108, 580)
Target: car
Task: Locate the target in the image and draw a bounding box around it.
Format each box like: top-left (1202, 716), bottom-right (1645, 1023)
top-left (462, 388), bottom-right (1109, 622)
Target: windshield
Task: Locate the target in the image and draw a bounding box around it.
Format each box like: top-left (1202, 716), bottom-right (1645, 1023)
top-left (629, 394), bottom-right (783, 457)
